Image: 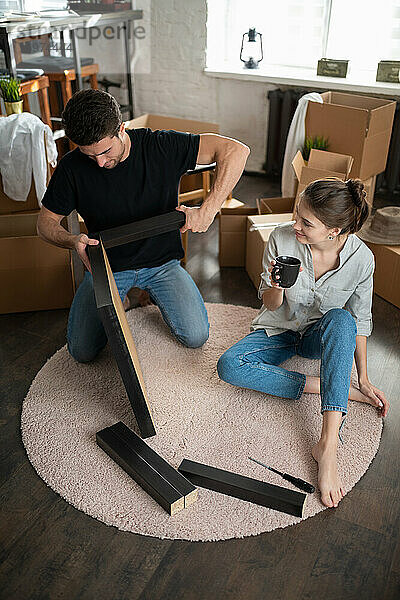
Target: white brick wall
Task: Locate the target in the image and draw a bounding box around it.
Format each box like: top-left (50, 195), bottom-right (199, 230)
top-left (134, 0), bottom-right (272, 172)
top-left (78, 0), bottom-right (276, 172)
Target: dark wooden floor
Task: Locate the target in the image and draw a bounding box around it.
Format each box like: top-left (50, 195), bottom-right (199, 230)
top-left (1, 176), bottom-right (399, 600)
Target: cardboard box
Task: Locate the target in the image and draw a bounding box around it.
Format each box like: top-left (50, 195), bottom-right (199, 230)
top-left (292, 148), bottom-right (354, 209)
top-left (364, 241), bottom-right (400, 309)
top-left (0, 178), bottom-right (42, 215)
top-left (219, 197), bottom-right (295, 267)
top-left (219, 199), bottom-right (258, 267)
top-left (292, 148), bottom-right (375, 211)
top-left (305, 91), bottom-right (396, 180)
top-left (257, 196), bottom-right (295, 215)
top-left (125, 113), bottom-right (219, 135)
top-left (246, 214), bottom-right (295, 289)
top-left (0, 211), bottom-right (74, 314)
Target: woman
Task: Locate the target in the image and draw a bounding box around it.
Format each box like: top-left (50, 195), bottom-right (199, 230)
top-left (217, 178), bottom-right (389, 509)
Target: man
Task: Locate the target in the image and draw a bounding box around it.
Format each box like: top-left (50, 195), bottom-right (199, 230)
top-left (37, 89), bottom-right (250, 363)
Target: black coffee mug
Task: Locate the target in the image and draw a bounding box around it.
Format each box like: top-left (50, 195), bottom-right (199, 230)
top-left (271, 255), bottom-right (301, 288)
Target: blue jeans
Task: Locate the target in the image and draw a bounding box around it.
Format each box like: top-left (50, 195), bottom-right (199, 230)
top-left (67, 259), bottom-right (209, 363)
top-left (217, 309), bottom-right (357, 444)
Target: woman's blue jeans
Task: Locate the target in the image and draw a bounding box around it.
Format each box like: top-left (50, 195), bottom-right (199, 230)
top-left (67, 259), bottom-right (209, 363)
top-left (217, 308), bottom-right (357, 444)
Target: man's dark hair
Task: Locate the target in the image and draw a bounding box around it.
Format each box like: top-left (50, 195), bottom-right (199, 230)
top-left (61, 89), bottom-right (122, 146)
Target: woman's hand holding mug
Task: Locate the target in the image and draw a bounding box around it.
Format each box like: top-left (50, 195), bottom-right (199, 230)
top-left (268, 258), bottom-right (303, 289)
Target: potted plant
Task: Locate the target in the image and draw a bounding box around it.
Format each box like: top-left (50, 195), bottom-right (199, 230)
top-left (0, 77), bottom-right (23, 116)
top-left (302, 135), bottom-right (329, 161)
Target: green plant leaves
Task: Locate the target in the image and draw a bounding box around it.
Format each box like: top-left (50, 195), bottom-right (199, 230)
top-left (302, 135), bottom-right (329, 161)
top-left (0, 77), bottom-right (22, 102)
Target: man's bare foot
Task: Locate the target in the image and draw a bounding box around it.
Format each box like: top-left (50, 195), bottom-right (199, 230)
top-left (123, 296), bottom-right (130, 311)
top-left (311, 440), bottom-right (345, 508)
top-left (349, 384), bottom-right (382, 409)
top-left (123, 288), bottom-right (152, 311)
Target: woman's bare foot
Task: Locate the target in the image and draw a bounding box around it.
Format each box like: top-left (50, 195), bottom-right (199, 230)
top-left (311, 440), bottom-right (345, 508)
top-left (349, 384), bottom-right (382, 409)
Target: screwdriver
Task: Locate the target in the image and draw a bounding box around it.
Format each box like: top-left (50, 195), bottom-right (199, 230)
top-left (249, 456), bottom-right (315, 494)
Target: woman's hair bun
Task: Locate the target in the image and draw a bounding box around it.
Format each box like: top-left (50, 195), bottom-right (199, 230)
top-left (301, 177), bottom-right (370, 235)
top-left (345, 179), bottom-right (366, 207)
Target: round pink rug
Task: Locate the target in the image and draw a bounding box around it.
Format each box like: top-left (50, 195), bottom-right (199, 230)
top-left (21, 303), bottom-right (383, 541)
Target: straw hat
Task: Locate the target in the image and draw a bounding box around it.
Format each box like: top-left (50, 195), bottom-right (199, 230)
top-left (356, 206), bottom-right (400, 245)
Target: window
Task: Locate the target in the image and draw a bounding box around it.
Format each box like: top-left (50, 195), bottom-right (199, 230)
top-left (0, 0), bottom-right (21, 12)
top-left (207, 0), bottom-right (400, 73)
top-left (326, 0), bottom-right (400, 72)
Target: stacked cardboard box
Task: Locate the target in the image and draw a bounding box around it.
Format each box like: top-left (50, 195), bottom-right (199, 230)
top-left (304, 91), bottom-right (397, 307)
top-left (219, 197), bottom-right (298, 268)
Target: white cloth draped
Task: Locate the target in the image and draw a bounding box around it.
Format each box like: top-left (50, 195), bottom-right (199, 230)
top-left (281, 92), bottom-right (323, 198)
top-left (0, 112), bottom-right (57, 203)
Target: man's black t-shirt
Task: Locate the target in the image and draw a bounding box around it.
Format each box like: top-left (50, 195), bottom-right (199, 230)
top-left (42, 128), bottom-right (200, 271)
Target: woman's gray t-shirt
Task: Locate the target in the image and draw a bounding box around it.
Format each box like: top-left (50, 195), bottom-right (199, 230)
top-left (251, 223), bottom-right (375, 337)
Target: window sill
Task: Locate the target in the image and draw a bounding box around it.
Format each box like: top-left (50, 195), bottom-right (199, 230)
top-left (204, 64), bottom-right (400, 97)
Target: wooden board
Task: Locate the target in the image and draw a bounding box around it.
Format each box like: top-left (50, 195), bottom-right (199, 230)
top-left (97, 425), bottom-right (184, 516)
top-left (99, 211), bottom-right (186, 249)
top-left (88, 241), bottom-right (156, 439)
top-left (101, 421), bottom-right (198, 508)
top-left (178, 459), bottom-right (307, 518)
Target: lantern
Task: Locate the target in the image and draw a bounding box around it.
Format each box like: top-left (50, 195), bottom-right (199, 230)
top-left (240, 28), bottom-right (263, 69)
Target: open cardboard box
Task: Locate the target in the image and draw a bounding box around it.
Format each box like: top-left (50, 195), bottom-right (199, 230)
top-left (292, 149), bottom-right (376, 210)
top-left (257, 196), bottom-right (295, 215)
top-left (0, 211), bottom-right (74, 314)
top-left (305, 91), bottom-right (396, 180)
top-left (292, 148), bottom-right (354, 209)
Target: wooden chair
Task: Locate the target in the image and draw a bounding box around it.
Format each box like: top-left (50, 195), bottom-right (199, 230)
top-left (19, 75), bottom-right (52, 129)
top-left (46, 63), bottom-right (99, 117)
top-left (13, 34), bottom-right (51, 64)
top-left (13, 35), bottom-right (99, 117)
